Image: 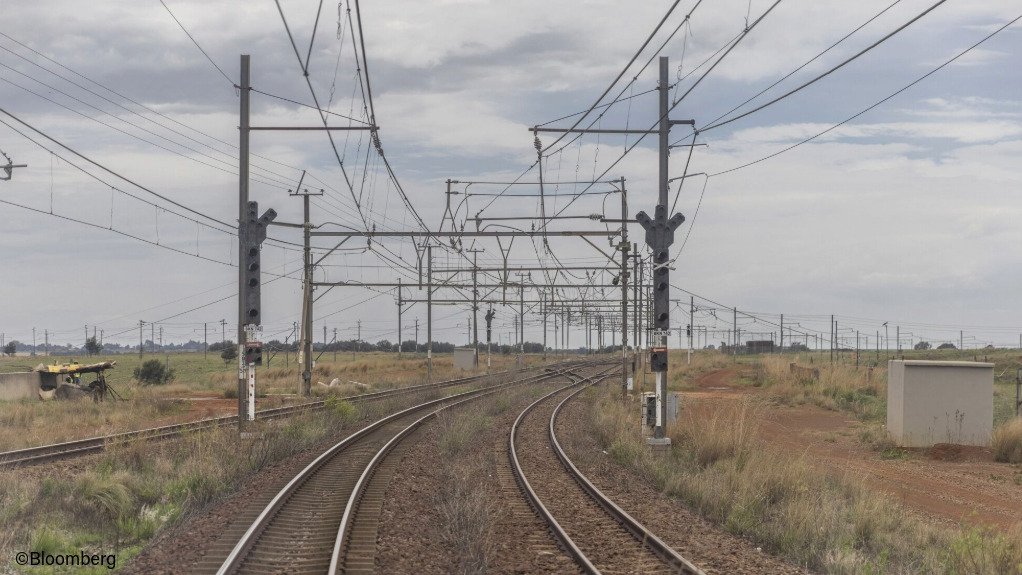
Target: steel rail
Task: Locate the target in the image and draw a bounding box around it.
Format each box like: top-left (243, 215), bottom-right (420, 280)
top-left (325, 363), bottom-right (583, 574)
top-left (508, 366), bottom-right (617, 574)
top-left (0, 362), bottom-right (570, 467)
top-left (550, 383), bottom-right (705, 575)
top-left (215, 364), bottom-right (583, 575)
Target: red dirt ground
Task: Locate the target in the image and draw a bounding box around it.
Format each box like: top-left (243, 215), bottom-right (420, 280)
top-left (687, 368), bottom-right (1022, 531)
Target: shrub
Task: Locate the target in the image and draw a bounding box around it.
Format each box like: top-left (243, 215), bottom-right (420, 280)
top-left (992, 418), bottom-right (1022, 463)
top-left (133, 360), bottom-right (175, 386)
top-left (324, 397), bottom-right (359, 424)
top-left (220, 346), bottom-right (238, 365)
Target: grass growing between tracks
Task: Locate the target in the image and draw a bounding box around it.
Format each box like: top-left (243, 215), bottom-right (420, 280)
top-left (0, 403), bottom-right (361, 574)
top-left (427, 385), bottom-right (550, 575)
top-left (588, 386), bottom-right (1022, 574)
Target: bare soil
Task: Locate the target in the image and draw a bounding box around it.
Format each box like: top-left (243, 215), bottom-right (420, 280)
top-left (691, 368), bottom-right (1022, 531)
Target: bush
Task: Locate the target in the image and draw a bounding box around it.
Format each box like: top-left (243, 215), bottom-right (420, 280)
top-left (133, 360), bottom-right (175, 386)
top-left (220, 346), bottom-right (238, 365)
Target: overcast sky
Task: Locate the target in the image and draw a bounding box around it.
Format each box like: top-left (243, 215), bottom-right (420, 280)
top-left (0, 0), bottom-right (1020, 351)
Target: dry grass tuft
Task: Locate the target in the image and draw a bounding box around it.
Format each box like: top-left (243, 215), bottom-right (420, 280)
top-left (992, 418), bottom-right (1022, 463)
top-left (759, 355), bottom-right (886, 421)
top-left (587, 385), bottom-right (1022, 574)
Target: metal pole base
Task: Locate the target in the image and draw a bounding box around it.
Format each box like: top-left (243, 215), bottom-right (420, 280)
top-left (646, 436), bottom-right (672, 447)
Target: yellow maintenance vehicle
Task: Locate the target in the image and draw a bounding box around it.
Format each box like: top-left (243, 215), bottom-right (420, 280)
top-left (34, 360), bottom-right (121, 401)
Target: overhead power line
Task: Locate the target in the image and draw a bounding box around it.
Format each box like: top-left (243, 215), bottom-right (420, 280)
top-left (700, 0), bottom-right (947, 133)
top-left (158, 0), bottom-right (235, 86)
top-left (710, 11), bottom-right (1022, 177)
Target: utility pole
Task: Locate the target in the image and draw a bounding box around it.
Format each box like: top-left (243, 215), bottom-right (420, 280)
top-left (335, 328), bottom-right (339, 362)
top-left (237, 54), bottom-right (250, 419)
top-left (139, 320), bottom-right (144, 358)
top-left (733, 308), bottom-right (737, 358)
top-left (397, 278), bottom-right (403, 359)
top-left (469, 248), bottom-right (482, 367)
top-left (354, 321), bottom-right (360, 359)
top-left (688, 295), bottom-right (694, 365)
top-left (295, 182), bottom-right (320, 397)
top-left (485, 308), bottom-right (495, 372)
top-left (542, 289), bottom-right (547, 360)
top-left (32, 327), bottom-right (35, 356)
top-left (427, 245), bottom-right (433, 382)
top-left (780, 313), bottom-right (784, 352)
top-left (830, 315), bottom-right (835, 364)
top-left (618, 176), bottom-right (630, 395)
top-left (221, 319), bottom-right (227, 346)
top-left (897, 325), bottom-right (901, 358)
top-left (856, 330), bottom-right (860, 368)
top-left (44, 330), bottom-right (48, 356)
top-left (414, 318), bottom-right (419, 354)
top-left (633, 57), bottom-right (691, 444)
top-left (519, 283), bottom-right (525, 367)
top-left (204, 322), bottom-right (208, 359)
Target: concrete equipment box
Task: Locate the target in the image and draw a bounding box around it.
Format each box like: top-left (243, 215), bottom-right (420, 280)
top-left (453, 347), bottom-right (478, 370)
top-left (887, 360), bottom-right (993, 447)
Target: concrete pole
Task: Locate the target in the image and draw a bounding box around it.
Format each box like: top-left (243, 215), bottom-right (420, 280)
top-left (542, 289), bottom-right (547, 360)
top-left (519, 284), bottom-right (524, 367)
top-left (397, 278), bottom-right (402, 359)
top-left (620, 176), bottom-right (629, 395)
top-left (427, 245), bottom-right (433, 382)
top-left (688, 295), bottom-right (693, 365)
top-left (237, 54), bottom-right (250, 420)
top-left (472, 251), bottom-right (479, 366)
top-left (301, 193), bottom-right (313, 396)
top-left (780, 313), bottom-right (784, 352)
top-left (830, 315), bottom-right (835, 364)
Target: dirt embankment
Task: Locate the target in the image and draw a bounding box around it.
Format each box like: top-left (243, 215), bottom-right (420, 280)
top-left (689, 368), bottom-right (1022, 531)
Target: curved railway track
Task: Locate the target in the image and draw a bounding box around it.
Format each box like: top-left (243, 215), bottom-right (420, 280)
top-left (0, 363), bottom-right (569, 467)
top-left (510, 368), bottom-right (705, 575)
top-left (211, 364), bottom-right (594, 575)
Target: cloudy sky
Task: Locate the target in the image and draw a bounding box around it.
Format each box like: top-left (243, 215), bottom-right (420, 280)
top-left (0, 0), bottom-right (1020, 351)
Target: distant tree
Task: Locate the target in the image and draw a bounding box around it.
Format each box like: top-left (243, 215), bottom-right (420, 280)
top-left (914, 341), bottom-right (932, 350)
top-left (209, 340), bottom-right (234, 353)
top-left (220, 345), bottom-right (238, 365)
top-left (84, 336), bottom-right (102, 356)
top-left (789, 342), bottom-right (809, 352)
top-left (3, 341), bottom-right (15, 357)
top-left (937, 342), bottom-right (957, 350)
top-left (374, 340), bottom-right (393, 352)
top-left (133, 359), bottom-right (175, 385)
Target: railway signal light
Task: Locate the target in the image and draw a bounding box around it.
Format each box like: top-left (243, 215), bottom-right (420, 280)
top-left (636, 204), bottom-right (685, 374)
top-left (485, 309), bottom-right (495, 343)
top-left (243, 201), bottom-right (277, 327)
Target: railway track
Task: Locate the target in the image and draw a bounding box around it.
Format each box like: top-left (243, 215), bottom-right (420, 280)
top-left (209, 364), bottom-right (593, 575)
top-left (510, 367), bottom-right (705, 575)
top-left (0, 362), bottom-right (571, 467)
